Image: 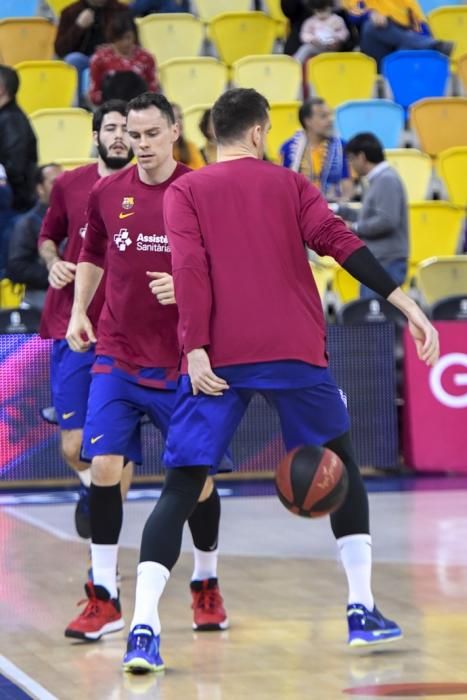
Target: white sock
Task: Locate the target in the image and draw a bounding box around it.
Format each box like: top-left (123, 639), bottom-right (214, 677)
top-left (130, 561), bottom-right (170, 635)
top-left (91, 543), bottom-right (119, 599)
top-left (77, 468), bottom-right (91, 488)
top-left (337, 534), bottom-right (374, 611)
top-left (191, 547), bottom-right (218, 582)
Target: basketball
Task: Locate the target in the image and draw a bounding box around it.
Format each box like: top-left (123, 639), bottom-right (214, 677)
top-left (275, 445), bottom-right (348, 518)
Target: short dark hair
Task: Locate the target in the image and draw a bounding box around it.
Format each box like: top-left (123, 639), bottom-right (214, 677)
top-left (306, 0), bottom-right (334, 12)
top-left (0, 65), bottom-right (19, 99)
top-left (105, 11), bottom-right (139, 44)
top-left (298, 97), bottom-right (325, 129)
top-left (35, 163), bottom-right (60, 186)
top-left (345, 132), bottom-right (385, 164)
top-left (102, 71), bottom-right (147, 102)
top-left (198, 108), bottom-right (212, 140)
top-left (212, 88), bottom-right (269, 145)
top-left (92, 98), bottom-right (128, 132)
top-left (126, 92), bottom-right (175, 124)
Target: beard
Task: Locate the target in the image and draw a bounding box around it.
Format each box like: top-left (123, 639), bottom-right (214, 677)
top-left (97, 139), bottom-right (133, 170)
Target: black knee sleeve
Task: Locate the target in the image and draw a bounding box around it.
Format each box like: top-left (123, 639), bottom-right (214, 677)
top-left (325, 432), bottom-right (370, 538)
top-left (90, 483), bottom-right (123, 545)
top-left (188, 484), bottom-right (221, 551)
top-left (140, 466), bottom-right (210, 570)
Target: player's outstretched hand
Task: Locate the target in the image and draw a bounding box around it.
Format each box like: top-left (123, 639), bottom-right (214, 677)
top-left (187, 348), bottom-right (230, 396)
top-left (49, 260), bottom-right (76, 290)
top-left (66, 309), bottom-right (96, 353)
top-left (147, 271), bottom-right (176, 305)
top-left (388, 288), bottom-right (440, 367)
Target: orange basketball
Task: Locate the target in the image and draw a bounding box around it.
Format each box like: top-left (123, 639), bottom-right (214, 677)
top-left (275, 445), bottom-right (348, 518)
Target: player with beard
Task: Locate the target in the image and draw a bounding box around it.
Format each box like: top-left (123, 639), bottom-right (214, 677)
top-left (39, 100), bottom-right (134, 540)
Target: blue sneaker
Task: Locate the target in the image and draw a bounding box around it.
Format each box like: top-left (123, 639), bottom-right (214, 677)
top-left (347, 604), bottom-right (403, 647)
top-left (123, 625), bottom-right (164, 673)
top-left (75, 485), bottom-right (91, 539)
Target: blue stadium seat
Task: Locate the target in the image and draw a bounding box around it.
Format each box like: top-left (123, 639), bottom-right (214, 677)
top-left (335, 99), bottom-right (404, 149)
top-left (419, 0), bottom-right (462, 13)
top-left (382, 50), bottom-right (449, 118)
top-left (0, 0), bottom-right (38, 19)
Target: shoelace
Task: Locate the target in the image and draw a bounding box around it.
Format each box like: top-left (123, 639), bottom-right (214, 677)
top-left (76, 596), bottom-right (102, 618)
top-left (197, 587), bottom-right (221, 612)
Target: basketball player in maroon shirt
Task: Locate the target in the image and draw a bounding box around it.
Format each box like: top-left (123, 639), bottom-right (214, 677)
top-left (38, 100), bottom-right (134, 539)
top-left (123, 88), bottom-right (439, 672)
top-left (64, 94), bottom-right (228, 643)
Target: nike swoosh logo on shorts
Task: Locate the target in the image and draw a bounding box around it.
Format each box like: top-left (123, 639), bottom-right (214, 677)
top-left (62, 412), bottom-right (76, 420)
top-left (119, 212), bottom-right (135, 219)
top-left (90, 434), bottom-right (104, 444)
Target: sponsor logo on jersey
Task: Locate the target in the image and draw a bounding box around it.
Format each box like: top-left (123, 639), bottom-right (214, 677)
top-left (119, 212), bottom-right (135, 219)
top-left (62, 411), bottom-right (76, 420)
top-left (90, 434), bottom-right (104, 444)
top-left (136, 233), bottom-right (170, 253)
top-left (114, 228), bottom-right (132, 251)
top-left (79, 224), bottom-right (87, 239)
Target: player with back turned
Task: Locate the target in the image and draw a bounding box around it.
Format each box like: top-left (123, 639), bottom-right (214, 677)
top-left (64, 93), bottom-right (229, 643)
top-left (122, 88), bottom-right (440, 673)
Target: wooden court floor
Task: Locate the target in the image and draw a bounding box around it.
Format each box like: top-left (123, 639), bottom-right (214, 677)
top-left (2, 489), bottom-right (467, 700)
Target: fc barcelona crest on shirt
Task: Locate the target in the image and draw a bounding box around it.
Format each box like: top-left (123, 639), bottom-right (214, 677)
top-left (122, 196), bottom-right (134, 210)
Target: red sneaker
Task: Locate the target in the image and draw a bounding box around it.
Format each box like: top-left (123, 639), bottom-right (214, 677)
top-left (190, 578), bottom-right (229, 631)
top-left (65, 582), bottom-right (125, 641)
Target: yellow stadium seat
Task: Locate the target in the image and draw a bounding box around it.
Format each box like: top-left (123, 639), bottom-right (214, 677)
top-left (410, 97), bottom-right (467, 157)
top-left (267, 101), bottom-right (300, 163)
top-left (263, 0), bottom-right (288, 40)
top-left (232, 55), bottom-right (301, 103)
top-left (31, 108), bottom-right (93, 163)
top-left (136, 14), bottom-right (203, 65)
top-left (385, 149), bottom-right (432, 202)
top-left (437, 146), bottom-right (467, 207)
top-left (208, 12), bottom-right (276, 66)
top-left (416, 255), bottom-right (467, 305)
top-left (333, 266), bottom-right (359, 304)
top-left (408, 202), bottom-right (464, 280)
top-left (458, 52), bottom-right (467, 91)
top-left (159, 57), bottom-right (227, 111)
top-left (195, 0), bottom-right (250, 23)
top-left (183, 103), bottom-right (211, 150)
top-left (309, 256), bottom-right (337, 300)
top-left (0, 18), bottom-right (55, 65)
top-left (15, 61), bottom-right (77, 115)
top-left (54, 158), bottom-right (98, 170)
top-left (48, 0), bottom-right (130, 13)
top-left (306, 52), bottom-right (377, 110)
top-left (428, 6), bottom-right (467, 66)
top-left (0, 279), bottom-right (25, 309)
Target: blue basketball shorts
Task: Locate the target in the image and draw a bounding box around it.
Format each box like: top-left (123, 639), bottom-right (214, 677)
top-left (50, 339), bottom-right (95, 431)
top-left (82, 371), bottom-right (175, 465)
top-left (163, 362), bottom-right (350, 473)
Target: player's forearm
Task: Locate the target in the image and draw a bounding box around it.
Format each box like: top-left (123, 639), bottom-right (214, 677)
top-left (39, 239), bottom-right (60, 270)
top-left (341, 246), bottom-right (397, 298)
top-left (387, 287), bottom-right (419, 318)
top-left (72, 261), bottom-right (103, 313)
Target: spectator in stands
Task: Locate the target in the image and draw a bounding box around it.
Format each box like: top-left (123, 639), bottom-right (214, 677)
top-left (0, 66), bottom-right (37, 216)
top-left (7, 164), bottom-right (62, 311)
top-left (130, 0), bottom-right (190, 17)
top-left (171, 103), bottom-right (205, 170)
top-left (280, 97), bottom-right (352, 201)
top-left (199, 108), bottom-right (217, 165)
top-left (282, 0), bottom-right (357, 55)
top-left (101, 70), bottom-right (148, 103)
top-left (55, 0), bottom-right (128, 105)
top-left (88, 12), bottom-right (157, 106)
top-left (295, 0), bottom-right (350, 63)
top-left (342, 132), bottom-right (408, 298)
top-left (343, 0), bottom-right (453, 68)
top-left (0, 164), bottom-right (15, 278)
